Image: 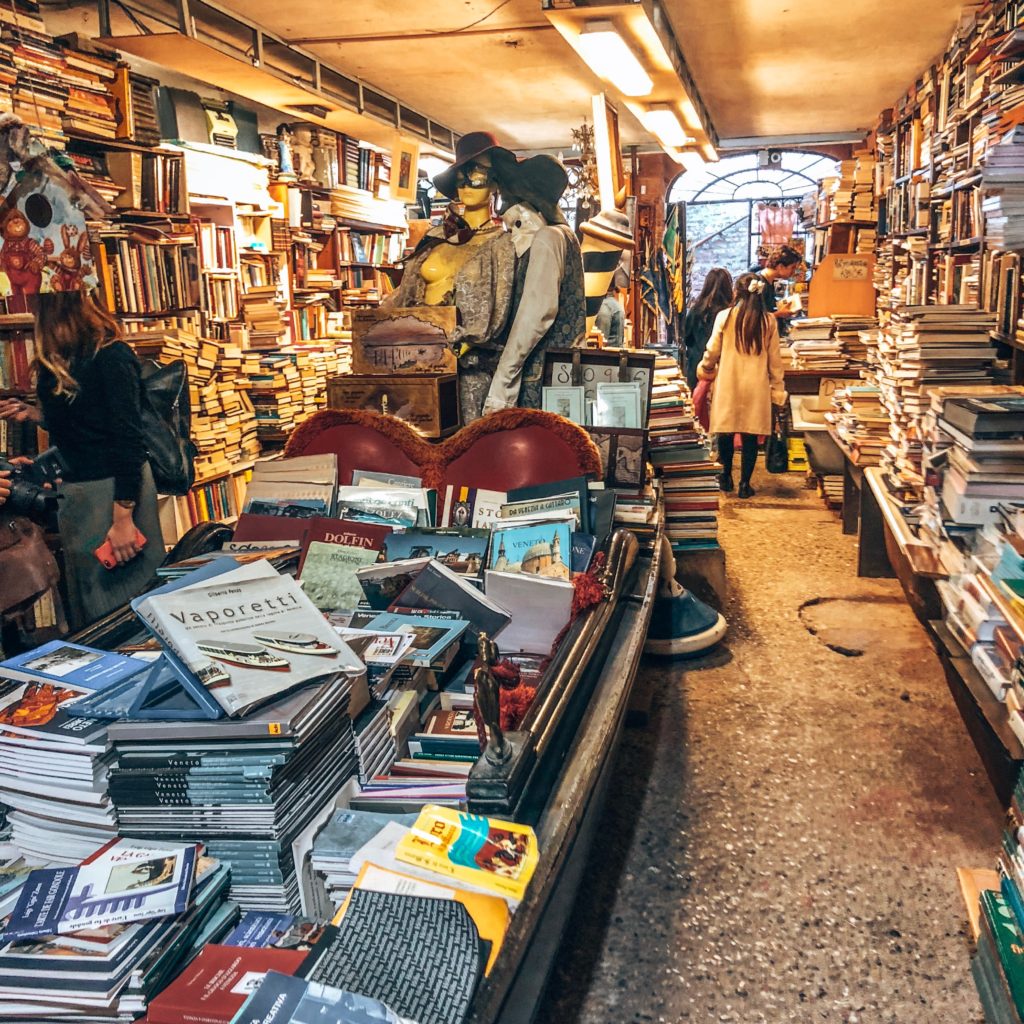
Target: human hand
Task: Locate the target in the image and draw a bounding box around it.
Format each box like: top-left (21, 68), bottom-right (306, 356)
top-left (105, 512), bottom-right (142, 566)
top-left (0, 398), bottom-right (41, 424)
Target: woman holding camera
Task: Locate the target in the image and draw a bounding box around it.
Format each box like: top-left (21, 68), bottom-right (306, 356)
top-left (0, 291), bottom-right (162, 630)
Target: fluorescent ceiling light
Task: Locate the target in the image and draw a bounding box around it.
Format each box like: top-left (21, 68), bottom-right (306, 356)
top-left (678, 149), bottom-right (706, 172)
top-left (577, 22), bottom-right (653, 97)
top-left (643, 106), bottom-right (692, 149)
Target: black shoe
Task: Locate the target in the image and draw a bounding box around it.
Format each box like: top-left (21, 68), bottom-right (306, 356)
top-left (719, 473), bottom-right (734, 492)
top-left (738, 482), bottom-right (755, 499)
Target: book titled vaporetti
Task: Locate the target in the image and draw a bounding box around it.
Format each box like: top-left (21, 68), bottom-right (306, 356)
top-left (135, 562), bottom-right (362, 717)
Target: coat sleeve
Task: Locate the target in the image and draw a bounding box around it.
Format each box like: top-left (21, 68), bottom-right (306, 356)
top-left (766, 317), bottom-right (787, 406)
top-left (697, 309), bottom-right (726, 380)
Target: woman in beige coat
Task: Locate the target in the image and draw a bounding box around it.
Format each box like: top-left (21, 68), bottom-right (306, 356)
top-left (697, 273), bottom-right (787, 498)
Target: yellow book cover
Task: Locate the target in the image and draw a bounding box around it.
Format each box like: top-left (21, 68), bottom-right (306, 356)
top-left (337, 861), bottom-right (509, 974)
top-left (395, 804), bottom-right (538, 902)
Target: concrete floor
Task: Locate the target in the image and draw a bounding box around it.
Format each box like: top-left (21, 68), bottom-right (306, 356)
top-left (539, 470), bottom-right (1004, 1024)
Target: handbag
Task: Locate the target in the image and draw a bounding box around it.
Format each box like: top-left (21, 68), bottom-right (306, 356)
top-left (0, 514), bottom-right (59, 614)
top-left (765, 407), bottom-right (789, 474)
top-left (139, 359), bottom-right (197, 496)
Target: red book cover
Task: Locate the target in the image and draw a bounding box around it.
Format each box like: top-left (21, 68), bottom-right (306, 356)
top-left (232, 513), bottom-right (313, 548)
top-left (146, 944), bottom-right (307, 1024)
top-left (298, 517), bottom-right (392, 572)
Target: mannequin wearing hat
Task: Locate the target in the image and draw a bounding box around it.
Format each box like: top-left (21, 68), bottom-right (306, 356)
top-left (480, 152), bottom-right (586, 415)
top-left (384, 132), bottom-right (516, 424)
top-left (580, 209), bottom-right (635, 335)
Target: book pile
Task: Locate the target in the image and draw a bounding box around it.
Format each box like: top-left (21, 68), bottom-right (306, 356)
top-left (64, 149), bottom-right (123, 205)
top-left (827, 383), bottom-right (888, 466)
top-left (646, 356), bottom-right (719, 552)
top-left (0, 640), bottom-right (154, 866)
top-left (874, 305), bottom-right (998, 495)
top-left (250, 352), bottom-right (305, 445)
top-left (820, 154), bottom-right (878, 225)
top-left (329, 185), bottom-right (408, 231)
top-left (0, 840), bottom-right (237, 1022)
top-left (241, 285), bottom-right (289, 349)
top-left (980, 128), bottom-right (1024, 250)
top-left (831, 314), bottom-right (877, 366)
top-left (353, 698), bottom-right (398, 785)
top-left (3, 20), bottom-right (69, 150)
top-left (59, 40), bottom-right (118, 140)
top-left (787, 317), bottom-right (845, 370)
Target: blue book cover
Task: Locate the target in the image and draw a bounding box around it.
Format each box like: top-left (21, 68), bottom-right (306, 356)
top-left (488, 520), bottom-right (573, 580)
top-left (380, 528), bottom-right (488, 579)
top-left (0, 640), bottom-right (148, 691)
top-left (365, 612), bottom-right (468, 667)
top-left (223, 911), bottom-right (327, 950)
top-left (571, 532), bottom-right (597, 574)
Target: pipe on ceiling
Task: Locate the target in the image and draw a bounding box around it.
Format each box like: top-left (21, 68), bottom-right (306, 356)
top-left (288, 24), bottom-right (553, 45)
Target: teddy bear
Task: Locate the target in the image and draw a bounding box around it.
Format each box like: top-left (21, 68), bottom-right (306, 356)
top-left (0, 208), bottom-right (51, 312)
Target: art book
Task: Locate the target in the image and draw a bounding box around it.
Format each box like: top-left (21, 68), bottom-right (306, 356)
top-left (134, 562), bottom-right (362, 717)
top-left (0, 679), bottom-right (108, 748)
top-left (0, 640), bottom-right (147, 690)
top-left (395, 804), bottom-right (538, 902)
top-left (3, 839), bottom-right (198, 941)
top-left (300, 542), bottom-right (383, 612)
top-left (487, 520), bottom-right (573, 580)
top-left (379, 528), bottom-right (489, 580)
top-left (146, 943), bottom-right (309, 1024)
top-left (356, 558), bottom-right (431, 611)
top-left (364, 613), bottom-right (469, 669)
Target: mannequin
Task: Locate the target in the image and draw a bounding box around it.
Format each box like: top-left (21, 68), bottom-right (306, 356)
top-left (580, 209), bottom-right (634, 334)
top-left (384, 131), bottom-right (516, 424)
top-left (481, 152), bottom-right (585, 415)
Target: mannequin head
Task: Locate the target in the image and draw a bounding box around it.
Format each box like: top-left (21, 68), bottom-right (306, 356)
top-left (455, 154), bottom-right (497, 229)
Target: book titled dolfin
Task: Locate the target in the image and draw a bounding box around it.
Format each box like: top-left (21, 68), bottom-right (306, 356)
top-left (395, 560), bottom-right (510, 643)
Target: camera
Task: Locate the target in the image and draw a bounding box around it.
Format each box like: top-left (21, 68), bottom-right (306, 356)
top-left (0, 447), bottom-right (67, 521)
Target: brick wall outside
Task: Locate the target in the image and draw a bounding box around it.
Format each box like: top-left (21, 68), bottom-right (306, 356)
top-left (686, 202), bottom-right (751, 302)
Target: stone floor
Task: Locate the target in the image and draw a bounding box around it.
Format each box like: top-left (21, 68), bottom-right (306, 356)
top-left (538, 469), bottom-right (1004, 1024)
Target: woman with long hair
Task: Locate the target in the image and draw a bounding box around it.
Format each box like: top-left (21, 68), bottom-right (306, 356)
top-left (697, 273), bottom-right (787, 499)
top-left (682, 267), bottom-right (733, 388)
top-left (0, 290), bottom-right (163, 629)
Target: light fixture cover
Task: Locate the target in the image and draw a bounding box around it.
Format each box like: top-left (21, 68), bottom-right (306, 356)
top-left (577, 24), bottom-right (653, 97)
top-left (644, 106), bottom-right (691, 148)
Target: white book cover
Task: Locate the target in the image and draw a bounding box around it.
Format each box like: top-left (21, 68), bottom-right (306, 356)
top-left (136, 563), bottom-right (362, 716)
top-left (484, 571), bottom-right (573, 655)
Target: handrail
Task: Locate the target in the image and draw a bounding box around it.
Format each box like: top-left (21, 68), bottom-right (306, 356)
top-left (690, 214), bottom-right (748, 252)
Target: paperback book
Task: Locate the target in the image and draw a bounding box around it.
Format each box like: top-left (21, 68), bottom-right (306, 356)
top-left (0, 640), bottom-right (147, 689)
top-left (379, 528), bottom-right (489, 580)
top-left (300, 541), bottom-right (382, 612)
top-left (488, 520), bottom-right (573, 580)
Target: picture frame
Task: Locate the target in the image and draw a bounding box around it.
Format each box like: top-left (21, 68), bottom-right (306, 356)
top-left (543, 347), bottom-right (656, 423)
top-left (542, 386), bottom-right (586, 424)
top-left (389, 137), bottom-right (420, 204)
top-left (586, 427), bottom-right (647, 489)
top-left (592, 92), bottom-right (626, 210)
top-left (593, 382), bottom-right (643, 429)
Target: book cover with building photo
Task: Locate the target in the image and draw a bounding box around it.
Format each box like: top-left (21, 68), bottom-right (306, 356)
top-left (488, 520), bottom-right (573, 580)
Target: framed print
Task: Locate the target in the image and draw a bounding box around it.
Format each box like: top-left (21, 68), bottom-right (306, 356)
top-left (542, 386), bottom-right (586, 424)
top-left (592, 92), bottom-right (626, 210)
top-left (389, 137), bottom-right (420, 204)
top-left (593, 382), bottom-right (642, 429)
top-left (587, 427), bottom-right (647, 489)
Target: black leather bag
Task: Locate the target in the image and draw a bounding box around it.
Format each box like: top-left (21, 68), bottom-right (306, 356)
top-left (765, 407), bottom-right (789, 474)
top-left (139, 359), bottom-right (197, 496)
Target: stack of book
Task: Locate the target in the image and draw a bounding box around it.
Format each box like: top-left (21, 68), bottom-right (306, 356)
top-left (240, 285), bottom-right (289, 349)
top-left (249, 352), bottom-right (305, 446)
top-left (646, 356), bottom-right (720, 552)
top-left (94, 227), bottom-right (201, 316)
top-left (59, 39), bottom-right (118, 140)
top-left (2, 6), bottom-right (69, 150)
top-left (980, 128), bottom-right (1024, 249)
top-left (0, 840), bottom-right (236, 1021)
top-left (786, 318), bottom-right (845, 370)
top-left (827, 383), bottom-right (889, 466)
top-left (874, 305), bottom-right (998, 496)
top-left (832, 314), bottom-right (877, 366)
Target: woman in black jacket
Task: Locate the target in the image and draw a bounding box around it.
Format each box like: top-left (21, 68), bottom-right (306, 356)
top-left (0, 291), bottom-right (163, 629)
top-left (682, 267), bottom-right (733, 389)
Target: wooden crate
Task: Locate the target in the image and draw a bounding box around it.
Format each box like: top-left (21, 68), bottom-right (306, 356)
top-left (351, 306), bottom-right (458, 376)
top-left (327, 373), bottom-right (459, 438)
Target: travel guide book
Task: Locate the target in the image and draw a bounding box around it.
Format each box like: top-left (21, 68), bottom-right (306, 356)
top-left (0, 639), bottom-right (147, 690)
top-left (394, 805), bottom-right (538, 902)
top-left (487, 520), bottom-right (573, 580)
top-left (135, 562), bottom-right (363, 717)
top-left (364, 612), bottom-right (469, 668)
top-left (379, 528), bottom-right (489, 580)
top-left (3, 839), bottom-right (198, 940)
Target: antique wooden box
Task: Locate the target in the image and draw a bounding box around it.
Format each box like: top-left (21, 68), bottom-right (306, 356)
top-left (326, 373), bottom-right (460, 438)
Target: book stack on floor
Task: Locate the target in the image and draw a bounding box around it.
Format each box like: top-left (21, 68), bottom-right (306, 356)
top-left (250, 352), bottom-right (306, 447)
top-left (241, 286), bottom-right (289, 350)
top-left (786, 318), bottom-right (845, 370)
top-left (874, 305), bottom-right (998, 499)
top-left (646, 356), bottom-right (719, 552)
top-left (0, 839), bottom-right (237, 1022)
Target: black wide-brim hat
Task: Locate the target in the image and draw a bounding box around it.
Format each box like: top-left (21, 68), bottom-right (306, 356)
top-left (433, 131), bottom-right (514, 200)
top-left (491, 150), bottom-right (568, 225)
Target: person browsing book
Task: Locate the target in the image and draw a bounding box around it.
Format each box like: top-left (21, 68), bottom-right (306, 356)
top-left (751, 243), bottom-right (802, 335)
top-left (697, 273), bottom-right (787, 499)
top-left (0, 291), bottom-right (163, 629)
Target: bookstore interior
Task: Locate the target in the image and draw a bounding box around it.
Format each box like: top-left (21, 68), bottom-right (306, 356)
top-left (17, 0), bottom-right (1024, 1020)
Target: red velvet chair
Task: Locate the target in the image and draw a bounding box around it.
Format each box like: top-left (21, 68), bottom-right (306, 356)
top-left (284, 408), bottom-right (602, 493)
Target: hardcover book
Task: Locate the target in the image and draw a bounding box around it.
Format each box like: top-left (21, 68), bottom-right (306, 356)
top-left (0, 640), bottom-right (147, 690)
top-left (300, 541), bottom-right (382, 612)
top-left (301, 519), bottom-right (392, 569)
top-left (3, 839), bottom-right (198, 940)
top-left (134, 562), bottom-right (362, 717)
top-left (335, 486), bottom-right (432, 529)
top-left (441, 485), bottom-right (506, 528)
top-left (395, 804), bottom-right (538, 902)
top-left (223, 912), bottom-right (326, 950)
top-left (487, 520), bottom-right (573, 580)
top-left (380, 528), bottom-right (489, 580)
top-left (483, 571), bottom-right (574, 657)
top-left (364, 612), bottom-right (469, 668)
top-left (0, 679), bottom-right (107, 747)
top-left (507, 476), bottom-right (590, 532)
top-left (394, 560), bottom-right (511, 644)
top-left (231, 513), bottom-right (311, 548)
top-left (357, 558), bottom-right (432, 610)
top-left (351, 469), bottom-right (423, 488)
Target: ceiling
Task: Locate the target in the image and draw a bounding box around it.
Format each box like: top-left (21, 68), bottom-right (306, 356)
top-left (93, 0), bottom-right (970, 152)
